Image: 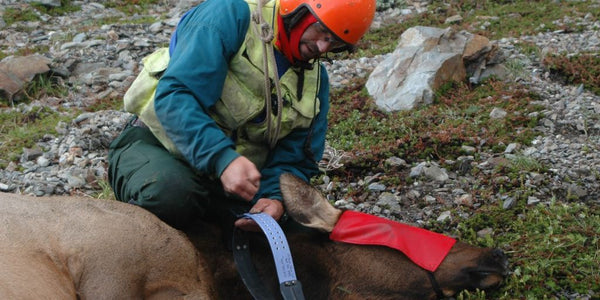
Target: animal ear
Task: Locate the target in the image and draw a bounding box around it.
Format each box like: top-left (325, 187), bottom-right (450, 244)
top-left (280, 173), bottom-right (342, 232)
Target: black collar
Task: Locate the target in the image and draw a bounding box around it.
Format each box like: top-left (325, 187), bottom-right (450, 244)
top-left (427, 271), bottom-right (445, 299)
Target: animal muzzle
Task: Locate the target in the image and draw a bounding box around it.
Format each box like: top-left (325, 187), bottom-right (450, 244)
top-left (472, 248), bottom-right (510, 289)
top-left (492, 248), bottom-right (510, 276)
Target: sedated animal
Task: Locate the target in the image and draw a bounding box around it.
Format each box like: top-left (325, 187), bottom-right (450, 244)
top-left (188, 173), bottom-right (509, 300)
top-left (0, 173), bottom-right (508, 299)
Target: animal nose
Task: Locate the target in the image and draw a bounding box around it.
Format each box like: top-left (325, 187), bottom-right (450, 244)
top-left (492, 249), bottom-right (510, 274)
top-left (492, 249), bottom-right (507, 262)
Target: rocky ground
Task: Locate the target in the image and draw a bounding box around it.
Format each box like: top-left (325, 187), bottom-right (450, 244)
top-left (0, 0), bottom-right (598, 231)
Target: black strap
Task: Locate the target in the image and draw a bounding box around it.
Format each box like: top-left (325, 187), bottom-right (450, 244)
top-left (233, 228), bottom-right (278, 300)
top-left (233, 224), bottom-right (305, 300)
top-left (427, 271), bottom-right (445, 299)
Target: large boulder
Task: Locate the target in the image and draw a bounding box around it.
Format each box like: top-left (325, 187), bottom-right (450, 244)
top-left (367, 26), bottom-right (505, 112)
top-left (0, 55), bottom-right (51, 103)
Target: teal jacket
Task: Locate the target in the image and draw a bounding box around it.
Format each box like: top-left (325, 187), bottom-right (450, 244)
top-left (154, 0), bottom-right (329, 202)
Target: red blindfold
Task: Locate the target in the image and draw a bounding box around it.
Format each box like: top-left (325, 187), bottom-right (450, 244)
top-left (329, 210), bottom-right (456, 272)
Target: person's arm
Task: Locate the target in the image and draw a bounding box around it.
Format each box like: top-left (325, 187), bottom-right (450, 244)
top-left (154, 0), bottom-right (250, 177)
top-left (236, 67), bottom-right (329, 231)
top-left (253, 66), bottom-right (330, 202)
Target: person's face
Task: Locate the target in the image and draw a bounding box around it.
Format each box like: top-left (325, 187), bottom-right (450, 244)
top-left (298, 22), bottom-right (347, 61)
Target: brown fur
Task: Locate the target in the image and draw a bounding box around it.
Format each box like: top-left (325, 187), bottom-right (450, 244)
top-left (0, 192), bottom-right (215, 299)
top-left (0, 174), bottom-right (508, 299)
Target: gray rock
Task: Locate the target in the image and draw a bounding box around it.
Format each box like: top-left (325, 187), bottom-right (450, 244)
top-left (367, 26), bottom-right (501, 112)
top-left (502, 197), bottom-right (516, 209)
top-left (437, 211), bottom-right (452, 222)
top-left (490, 107), bottom-right (508, 119)
top-left (376, 192), bottom-right (401, 211)
top-left (0, 183), bottom-right (11, 191)
top-left (477, 228), bottom-right (494, 238)
top-left (36, 156), bottom-right (50, 167)
top-left (527, 196), bottom-right (541, 206)
top-left (0, 55), bottom-right (51, 102)
top-left (368, 182), bottom-right (387, 192)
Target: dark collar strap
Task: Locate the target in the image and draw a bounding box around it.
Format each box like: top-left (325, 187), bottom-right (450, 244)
top-left (427, 271), bottom-right (445, 299)
top-left (233, 228), bottom-right (278, 300)
top-left (233, 213), bottom-right (305, 300)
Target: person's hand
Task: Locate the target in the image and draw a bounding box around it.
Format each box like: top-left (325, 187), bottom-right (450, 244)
top-left (220, 156), bottom-right (261, 201)
top-left (235, 198), bottom-right (285, 232)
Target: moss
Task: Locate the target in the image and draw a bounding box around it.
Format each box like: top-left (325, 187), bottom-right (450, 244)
top-left (3, 7), bottom-right (39, 25)
top-left (0, 106), bottom-right (73, 162)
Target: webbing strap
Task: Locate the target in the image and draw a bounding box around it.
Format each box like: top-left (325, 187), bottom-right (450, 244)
top-left (233, 213), bottom-right (304, 300)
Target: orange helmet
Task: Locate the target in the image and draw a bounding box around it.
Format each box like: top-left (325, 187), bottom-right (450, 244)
top-left (279, 0), bottom-right (376, 46)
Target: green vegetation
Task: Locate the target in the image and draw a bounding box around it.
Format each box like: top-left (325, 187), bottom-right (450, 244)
top-left (3, 1), bottom-right (81, 27)
top-left (1, 74), bottom-right (68, 107)
top-left (104, 0), bottom-right (163, 16)
top-left (93, 179), bottom-right (117, 200)
top-left (0, 71), bottom-right (124, 161)
top-left (544, 52), bottom-right (600, 95)
top-left (31, 0), bottom-right (81, 16)
top-left (327, 78), bottom-right (541, 167)
top-left (91, 15), bottom-right (158, 26)
top-left (441, 1), bottom-right (597, 40)
top-left (14, 45), bottom-right (51, 57)
top-left (0, 106), bottom-right (71, 164)
top-left (2, 0), bottom-right (157, 30)
top-left (2, 7), bottom-right (40, 26)
top-left (352, 0), bottom-right (598, 58)
top-left (448, 201), bottom-right (600, 299)
top-left (85, 94), bottom-right (124, 112)
top-left (23, 74), bottom-right (69, 102)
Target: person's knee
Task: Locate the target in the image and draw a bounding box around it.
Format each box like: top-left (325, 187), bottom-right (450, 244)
top-left (107, 126), bottom-right (216, 228)
top-left (108, 126), bottom-right (158, 201)
top-left (133, 174), bottom-right (209, 229)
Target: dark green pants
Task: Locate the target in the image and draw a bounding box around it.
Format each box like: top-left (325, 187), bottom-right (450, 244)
top-left (108, 124), bottom-right (249, 229)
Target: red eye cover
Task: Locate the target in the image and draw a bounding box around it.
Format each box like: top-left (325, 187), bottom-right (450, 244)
top-left (329, 210), bottom-right (457, 272)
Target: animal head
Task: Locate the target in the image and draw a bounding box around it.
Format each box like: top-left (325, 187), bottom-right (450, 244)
top-left (280, 173), bottom-right (508, 299)
top-left (433, 242), bottom-right (508, 297)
